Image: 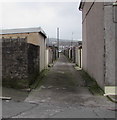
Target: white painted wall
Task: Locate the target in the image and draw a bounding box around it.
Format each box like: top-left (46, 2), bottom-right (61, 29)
top-left (75, 47), bottom-right (82, 68)
top-left (45, 49), bottom-right (49, 68)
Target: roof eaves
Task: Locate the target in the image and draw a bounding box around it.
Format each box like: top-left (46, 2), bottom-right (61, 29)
top-left (0, 27), bottom-right (47, 38)
top-left (39, 27), bottom-right (47, 38)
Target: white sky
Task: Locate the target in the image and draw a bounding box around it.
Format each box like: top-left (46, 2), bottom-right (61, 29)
top-left (0, 1), bottom-right (82, 40)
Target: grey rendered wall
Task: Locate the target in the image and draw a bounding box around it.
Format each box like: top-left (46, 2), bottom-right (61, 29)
top-left (104, 4), bottom-right (116, 86)
top-left (39, 34), bottom-right (46, 71)
top-left (115, 6), bottom-right (117, 86)
top-left (82, 2), bottom-right (95, 71)
top-left (82, 4), bottom-right (87, 71)
top-left (48, 48), bottom-right (53, 64)
top-left (82, 2), bottom-right (104, 89)
top-left (0, 37), bottom-right (2, 119)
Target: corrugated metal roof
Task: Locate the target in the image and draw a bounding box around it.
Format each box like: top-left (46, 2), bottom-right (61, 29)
top-left (0, 27), bottom-right (47, 38)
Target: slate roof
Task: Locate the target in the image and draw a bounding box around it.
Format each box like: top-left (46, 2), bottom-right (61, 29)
top-left (0, 27), bottom-right (47, 38)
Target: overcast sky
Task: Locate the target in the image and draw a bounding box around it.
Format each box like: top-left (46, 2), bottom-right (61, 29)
top-left (1, 2), bottom-right (82, 40)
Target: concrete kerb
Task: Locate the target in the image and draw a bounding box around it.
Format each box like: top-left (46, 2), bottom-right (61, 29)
top-left (29, 69), bottom-right (49, 90)
top-left (74, 66), bottom-right (117, 104)
top-left (30, 58), bottom-right (58, 90)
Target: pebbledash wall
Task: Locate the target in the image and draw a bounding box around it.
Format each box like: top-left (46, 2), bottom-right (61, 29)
top-left (1, 27), bottom-right (47, 88)
top-left (79, 1), bottom-right (117, 89)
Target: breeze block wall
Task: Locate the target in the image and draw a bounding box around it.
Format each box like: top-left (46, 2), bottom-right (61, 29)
top-left (2, 37), bottom-right (40, 88)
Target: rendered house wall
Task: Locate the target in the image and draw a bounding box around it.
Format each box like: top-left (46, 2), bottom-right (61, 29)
top-left (104, 4), bottom-right (117, 86)
top-left (27, 32), bottom-right (46, 72)
top-left (82, 2), bottom-right (104, 89)
top-left (81, 2), bottom-right (116, 89)
top-left (114, 4), bottom-right (116, 87)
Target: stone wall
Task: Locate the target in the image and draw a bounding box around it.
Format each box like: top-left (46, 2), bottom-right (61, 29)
top-left (28, 43), bottom-right (40, 85)
top-left (2, 37), bottom-right (40, 88)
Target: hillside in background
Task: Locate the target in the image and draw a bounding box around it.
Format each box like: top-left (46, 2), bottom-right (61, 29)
top-left (46, 38), bottom-right (82, 48)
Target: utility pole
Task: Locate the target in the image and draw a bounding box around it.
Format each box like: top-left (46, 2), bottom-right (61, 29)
top-left (71, 32), bottom-right (73, 47)
top-left (57, 27), bottom-right (59, 58)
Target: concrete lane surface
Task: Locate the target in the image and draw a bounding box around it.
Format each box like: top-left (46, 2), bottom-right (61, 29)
top-left (2, 54), bottom-right (116, 118)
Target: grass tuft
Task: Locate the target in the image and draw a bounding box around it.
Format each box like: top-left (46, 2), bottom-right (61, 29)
top-left (30, 69), bottom-right (49, 89)
top-left (80, 70), bottom-right (104, 95)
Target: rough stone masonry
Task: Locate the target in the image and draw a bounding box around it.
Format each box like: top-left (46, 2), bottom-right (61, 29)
top-left (2, 37), bottom-right (40, 88)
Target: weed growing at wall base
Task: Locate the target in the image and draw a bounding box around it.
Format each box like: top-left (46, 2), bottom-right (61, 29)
top-left (80, 70), bottom-right (104, 95)
top-left (30, 69), bottom-right (49, 89)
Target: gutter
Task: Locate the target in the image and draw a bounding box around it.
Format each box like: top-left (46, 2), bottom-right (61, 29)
top-left (79, 0), bottom-right (85, 11)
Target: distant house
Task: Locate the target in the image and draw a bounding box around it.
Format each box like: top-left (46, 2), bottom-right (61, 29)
top-left (45, 46), bottom-right (53, 67)
top-left (75, 42), bottom-right (82, 68)
top-left (63, 41), bottom-right (82, 68)
top-left (79, 1), bottom-right (117, 90)
top-left (0, 27), bottom-right (47, 88)
top-left (45, 45), bottom-right (59, 68)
